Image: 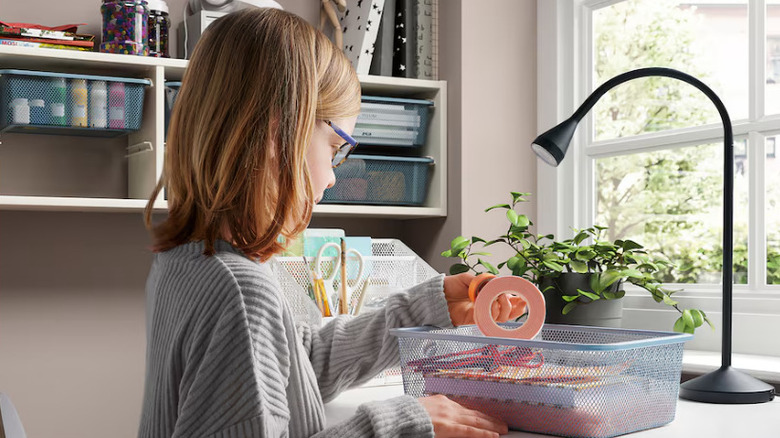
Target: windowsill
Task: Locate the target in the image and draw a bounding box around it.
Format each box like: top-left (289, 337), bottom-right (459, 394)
top-left (683, 350), bottom-right (780, 383)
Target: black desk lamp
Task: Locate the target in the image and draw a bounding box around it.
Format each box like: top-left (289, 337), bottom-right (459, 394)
top-left (532, 67), bottom-right (775, 404)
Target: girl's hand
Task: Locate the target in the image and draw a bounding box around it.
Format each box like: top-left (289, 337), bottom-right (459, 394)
top-left (419, 394), bottom-right (508, 438)
top-left (443, 273), bottom-right (527, 326)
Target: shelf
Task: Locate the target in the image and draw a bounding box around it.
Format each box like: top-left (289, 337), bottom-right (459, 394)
top-left (0, 45), bottom-right (187, 78)
top-left (0, 47), bottom-right (446, 219)
top-left (0, 196), bottom-right (445, 218)
top-left (313, 203), bottom-right (445, 219)
top-left (0, 196), bottom-right (160, 213)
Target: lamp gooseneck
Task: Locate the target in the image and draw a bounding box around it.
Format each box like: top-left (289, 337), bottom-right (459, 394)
top-left (532, 67), bottom-right (774, 403)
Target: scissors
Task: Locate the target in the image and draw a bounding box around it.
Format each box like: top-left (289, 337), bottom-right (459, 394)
top-left (314, 241), bottom-right (365, 315)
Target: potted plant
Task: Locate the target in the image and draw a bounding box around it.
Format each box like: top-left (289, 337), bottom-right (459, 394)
top-left (441, 191), bottom-right (713, 334)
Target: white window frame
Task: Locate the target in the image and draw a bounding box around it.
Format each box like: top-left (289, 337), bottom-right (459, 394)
top-left (537, 0), bottom-right (780, 355)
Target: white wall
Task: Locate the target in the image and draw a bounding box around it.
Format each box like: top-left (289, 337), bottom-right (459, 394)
top-left (0, 1), bottom-right (539, 436)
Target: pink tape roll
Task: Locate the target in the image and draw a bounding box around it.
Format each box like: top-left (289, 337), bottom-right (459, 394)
top-left (473, 276), bottom-right (546, 339)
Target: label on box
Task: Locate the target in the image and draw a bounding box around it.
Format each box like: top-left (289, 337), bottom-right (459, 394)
top-left (109, 107), bottom-right (125, 121)
top-left (51, 103), bottom-right (65, 117)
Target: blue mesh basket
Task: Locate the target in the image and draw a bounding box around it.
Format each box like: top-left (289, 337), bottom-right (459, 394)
top-left (390, 324), bottom-right (693, 438)
top-left (355, 96), bottom-right (433, 148)
top-left (0, 69), bottom-right (150, 137)
top-left (164, 81), bottom-right (182, 139)
top-left (321, 154), bottom-right (434, 206)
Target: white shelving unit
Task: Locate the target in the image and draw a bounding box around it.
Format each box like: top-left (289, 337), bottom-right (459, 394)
top-left (0, 45), bottom-right (447, 218)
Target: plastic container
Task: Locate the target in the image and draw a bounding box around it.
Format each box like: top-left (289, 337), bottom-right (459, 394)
top-left (50, 77), bottom-right (67, 126)
top-left (163, 81), bottom-right (181, 138)
top-left (320, 154), bottom-right (434, 206)
top-left (90, 81), bottom-right (108, 128)
top-left (390, 324), bottom-right (693, 438)
top-left (100, 0), bottom-right (150, 55)
top-left (108, 82), bottom-right (126, 129)
top-left (147, 0), bottom-right (170, 57)
top-left (71, 79), bottom-right (88, 127)
top-left (354, 96), bottom-right (434, 148)
top-left (0, 69), bottom-right (151, 137)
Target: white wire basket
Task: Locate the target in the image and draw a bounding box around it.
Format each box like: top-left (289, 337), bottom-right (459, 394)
top-left (270, 238), bottom-right (441, 386)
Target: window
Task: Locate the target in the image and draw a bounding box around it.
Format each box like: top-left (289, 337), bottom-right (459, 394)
top-left (538, 0), bottom-right (780, 354)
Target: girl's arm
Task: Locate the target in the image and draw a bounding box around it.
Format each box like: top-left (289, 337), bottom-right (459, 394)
top-left (296, 274), bottom-right (452, 400)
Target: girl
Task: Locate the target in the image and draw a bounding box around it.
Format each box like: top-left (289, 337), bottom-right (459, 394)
top-left (139, 8), bottom-right (523, 438)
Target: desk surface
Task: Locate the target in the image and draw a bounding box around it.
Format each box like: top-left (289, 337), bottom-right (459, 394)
top-left (325, 384), bottom-right (780, 437)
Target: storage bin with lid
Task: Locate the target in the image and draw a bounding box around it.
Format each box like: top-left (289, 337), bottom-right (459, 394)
top-left (354, 96), bottom-right (433, 148)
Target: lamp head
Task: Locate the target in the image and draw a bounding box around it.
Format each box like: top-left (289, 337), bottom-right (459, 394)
top-left (531, 117), bottom-right (580, 167)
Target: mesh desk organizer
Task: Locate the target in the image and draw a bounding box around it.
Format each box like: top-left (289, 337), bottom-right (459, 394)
top-left (391, 321), bottom-right (692, 437)
top-left (270, 238), bottom-right (441, 386)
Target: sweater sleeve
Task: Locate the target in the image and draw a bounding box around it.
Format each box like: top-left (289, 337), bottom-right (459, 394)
top-left (312, 395), bottom-right (433, 438)
top-left (296, 274), bottom-right (453, 401)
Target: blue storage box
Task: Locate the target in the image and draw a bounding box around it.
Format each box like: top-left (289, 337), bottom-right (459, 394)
top-left (164, 81), bottom-right (182, 139)
top-left (321, 154), bottom-right (434, 206)
top-left (355, 96), bottom-right (433, 148)
top-left (0, 69), bottom-right (151, 137)
top-left (391, 324), bottom-right (693, 438)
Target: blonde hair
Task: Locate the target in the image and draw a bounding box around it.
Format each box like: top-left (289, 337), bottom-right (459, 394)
top-left (144, 8), bottom-right (361, 261)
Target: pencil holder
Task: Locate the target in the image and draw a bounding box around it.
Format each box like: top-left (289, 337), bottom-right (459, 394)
top-left (390, 324), bottom-right (692, 438)
top-left (271, 238), bottom-right (441, 386)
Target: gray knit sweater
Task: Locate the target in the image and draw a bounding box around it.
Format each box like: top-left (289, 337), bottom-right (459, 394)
top-left (138, 240), bottom-right (452, 438)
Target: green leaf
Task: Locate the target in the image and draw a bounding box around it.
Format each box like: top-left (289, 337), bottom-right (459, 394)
top-left (690, 309), bottom-right (704, 328)
top-left (506, 209), bottom-right (520, 227)
top-left (542, 260), bottom-right (564, 272)
top-left (506, 256), bottom-right (521, 269)
top-left (570, 260), bottom-right (589, 273)
top-left (578, 290), bottom-right (601, 301)
top-left (620, 239), bottom-right (644, 251)
top-left (662, 295), bottom-right (678, 306)
top-left (449, 263), bottom-right (470, 275)
top-left (471, 236), bottom-right (486, 244)
top-left (450, 236), bottom-right (470, 254)
top-left (597, 271), bottom-right (623, 290)
top-left (485, 203), bottom-right (511, 212)
top-left (603, 291), bottom-right (617, 300)
top-left (516, 215), bottom-right (530, 227)
top-left (478, 259), bottom-right (499, 275)
top-left (440, 249), bottom-right (453, 258)
top-left (562, 302), bottom-right (578, 315)
top-left (510, 192), bottom-right (531, 203)
top-left (562, 295), bottom-right (579, 302)
top-left (573, 231), bottom-right (589, 245)
top-left (620, 268), bottom-right (644, 279)
top-left (470, 252), bottom-right (492, 256)
top-left (682, 309), bottom-right (695, 329)
top-left (673, 317), bottom-right (687, 333)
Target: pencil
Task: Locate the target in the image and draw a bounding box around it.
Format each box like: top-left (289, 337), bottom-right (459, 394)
top-left (302, 256), bottom-right (324, 315)
top-left (316, 278), bottom-right (333, 317)
top-left (339, 238), bottom-right (349, 314)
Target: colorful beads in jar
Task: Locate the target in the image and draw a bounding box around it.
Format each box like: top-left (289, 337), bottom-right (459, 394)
top-left (100, 0), bottom-right (150, 55)
top-left (147, 0), bottom-right (170, 57)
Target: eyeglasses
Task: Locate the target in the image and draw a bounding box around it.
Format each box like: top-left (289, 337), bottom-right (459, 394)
top-left (326, 120), bottom-right (358, 168)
